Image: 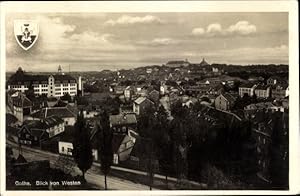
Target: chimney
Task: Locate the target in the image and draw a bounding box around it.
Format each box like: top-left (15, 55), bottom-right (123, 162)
top-left (78, 76), bottom-right (83, 96)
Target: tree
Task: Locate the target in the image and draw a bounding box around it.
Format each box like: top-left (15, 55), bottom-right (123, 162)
top-left (25, 84), bottom-right (35, 101)
top-left (61, 93), bottom-right (72, 102)
top-left (72, 111), bottom-right (93, 182)
top-left (155, 106), bottom-right (173, 189)
top-left (98, 110), bottom-right (113, 190)
top-left (269, 112), bottom-right (289, 189)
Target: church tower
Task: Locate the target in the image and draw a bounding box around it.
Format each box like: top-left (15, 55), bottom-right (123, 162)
top-left (58, 65), bottom-right (62, 74)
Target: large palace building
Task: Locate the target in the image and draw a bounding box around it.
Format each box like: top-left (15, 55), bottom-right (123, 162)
top-left (7, 66), bottom-right (82, 97)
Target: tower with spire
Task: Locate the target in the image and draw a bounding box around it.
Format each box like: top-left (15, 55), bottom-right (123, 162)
top-left (58, 65), bottom-right (62, 74)
top-left (200, 58), bottom-right (209, 66)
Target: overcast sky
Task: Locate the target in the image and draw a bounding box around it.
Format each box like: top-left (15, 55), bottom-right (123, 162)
top-left (6, 12), bottom-right (288, 72)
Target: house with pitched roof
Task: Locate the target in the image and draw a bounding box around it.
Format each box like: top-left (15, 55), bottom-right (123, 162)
top-left (109, 113), bottom-right (137, 134)
top-left (18, 116), bottom-right (65, 146)
top-left (254, 85), bottom-right (271, 98)
top-left (215, 93), bottom-right (237, 111)
top-left (238, 83), bottom-right (257, 97)
top-left (7, 91), bottom-right (32, 122)
top-left (133, 97), bottom-right (154, 115)
top-left (112, 130), bottom-right (138, 164)
top-left (30, 106), bottom-right (77, 126)
top-left (58, 126), bottom-right (99, 161)
top-left (271, 84), bottom-right (289, 99)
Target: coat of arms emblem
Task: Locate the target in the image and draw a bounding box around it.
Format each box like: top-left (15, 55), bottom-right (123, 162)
top-left (14, 20), bottom-right (39, 50)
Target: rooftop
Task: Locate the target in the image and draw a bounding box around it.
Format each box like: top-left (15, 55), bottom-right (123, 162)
top-left (221, 93), bottom-right (237, 103)
top-left (134, 97), bottom-right (147, 105)
top-left (239, 83), bottom-right (255, 88)
top-left (31, 107), bottom-right (76, 119)
top-left (109, 113), bottom-right (137, 126)
top-left (23, 116), bottom-right (64, 130)
top-left (255, 85), bottom-right (270, 90)
top-left (7, 68), bottom-right (76, 85)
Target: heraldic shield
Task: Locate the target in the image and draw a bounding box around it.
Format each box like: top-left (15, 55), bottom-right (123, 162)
top-left (14, 20), bottom-right (39, 51)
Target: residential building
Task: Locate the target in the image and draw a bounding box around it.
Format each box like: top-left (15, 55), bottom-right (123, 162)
top-left (109, 113), bottom-right (137, 134)
top-left (124, 86), bottom-right (133, 100)
top-left (7, 91), bottom-right (32, 122)
top-left (215, 93), bottom-right (237, 111)
top-left (18, 116), bottom-right (65, 146)
top-left (133, 97), bottom-right (154, 115)
top-left (239, 83), bottom-right (257, 97)
top-left (58, 126), bottom-right (98, 161)
top-left (7, 67), bottom-right (81, 97)
top-left (254, 85), bottom-right (270, 98)
top-left (267, 76), bottom-right (287, 86)
top-left (271, 84), bottom-right (289, 99)
top-left (112, 130), bottom-right (138, 164)
top-left (30, 107), bottom-right (77, 126)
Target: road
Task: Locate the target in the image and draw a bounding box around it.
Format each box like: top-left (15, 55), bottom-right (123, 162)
top-left (8, 141), bottom-right (157, 190)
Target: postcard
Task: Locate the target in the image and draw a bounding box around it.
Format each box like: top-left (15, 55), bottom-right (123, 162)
top-left (0, 1), bottom-right (299, 195)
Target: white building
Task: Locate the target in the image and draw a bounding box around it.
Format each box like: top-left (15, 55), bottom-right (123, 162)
top-left (7, 67), bottom-right (82, 98)
top-left (239, 84), bottom-right (257, 97)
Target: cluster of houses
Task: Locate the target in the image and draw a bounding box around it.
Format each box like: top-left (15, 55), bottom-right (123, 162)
top-left (6, 62), bottom-right (289, 184)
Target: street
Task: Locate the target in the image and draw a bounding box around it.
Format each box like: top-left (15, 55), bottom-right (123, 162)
top-left (8, 141), bottom-right (157, 190)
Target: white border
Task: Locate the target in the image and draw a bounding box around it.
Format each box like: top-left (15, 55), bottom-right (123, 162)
top-left (0, 1), bottom-right (299, 196)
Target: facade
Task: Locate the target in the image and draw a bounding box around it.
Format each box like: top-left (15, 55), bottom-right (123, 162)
top-left (58, 126), bottom-right (99, 160)
top-left (271, 84), bottom-right (289, 99)
top-left (18, 116), bottom-right (65, 146)
top-left (267, 76), bottom-right (287, 86)
top-left (58, 141), bottom-right (73, 156)
top-left (254, 85), bottom-right (270, 98)
top-left (238, 83), bottom-right (257, 97)
top-left (215, 93), bottom-right (237, 111)
top-left (112, 131), bottom-right (137, 164)
top-left (7, 91), bottom-right (32, 122)
top-left (124, 86), bottom-right (133, 100)
top-left (7, 67), bottom-right (82, 98)
top-left (133, 97), bottom-right (154, 115)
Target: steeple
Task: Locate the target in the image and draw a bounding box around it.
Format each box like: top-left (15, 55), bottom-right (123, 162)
top-left (58, 65), bottom-right (62, 74)
top-left (200, 58), bottom-right (209, 66)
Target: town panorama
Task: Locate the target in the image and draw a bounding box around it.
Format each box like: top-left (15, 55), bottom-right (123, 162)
top-left (5, 12), bottom-right (289, 191)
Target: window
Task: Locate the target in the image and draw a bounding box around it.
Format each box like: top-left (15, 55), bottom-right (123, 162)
top-left (62, 147), bottom-right (64, 152)
top-left (263, 138), bottom-right (266, 144)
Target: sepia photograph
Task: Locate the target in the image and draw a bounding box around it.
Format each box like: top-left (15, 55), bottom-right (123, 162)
top-left (0, 1), bottom-right (299, 195)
